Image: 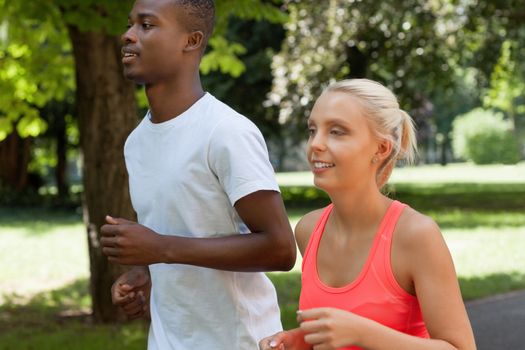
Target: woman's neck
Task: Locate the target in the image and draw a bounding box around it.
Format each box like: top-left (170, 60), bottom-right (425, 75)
top-left (327, 184), bottom-right (392, 237)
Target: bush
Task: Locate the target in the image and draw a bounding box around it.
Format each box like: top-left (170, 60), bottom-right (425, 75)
top-left (451, 108), bottom-right (521, 164)
top-left (468, 131), bottom-right (521, 165)
top-left (281, 183), bottom-right (525, 211)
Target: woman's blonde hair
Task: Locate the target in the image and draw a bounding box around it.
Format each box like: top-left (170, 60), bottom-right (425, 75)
top-left (325, 79), bottom-right (417, 188)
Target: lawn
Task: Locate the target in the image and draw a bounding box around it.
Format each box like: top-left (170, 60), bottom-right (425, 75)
top-left (0, 162), bottom-right (524, 347)
top-left (276, 162), bottom-right (525, 186)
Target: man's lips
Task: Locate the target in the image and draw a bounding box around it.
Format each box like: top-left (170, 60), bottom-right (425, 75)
top-left (121, 47), bottom-right (139, 61)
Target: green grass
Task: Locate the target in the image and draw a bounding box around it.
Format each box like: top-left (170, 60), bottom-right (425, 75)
top-left (0, 323), bottom-right (147, 350)
top-left (276, 162), bottom-right (525, 186)
top-left (0, 162), bottom-right (524, 346)
top-left (1, 289), bottom-right (148, 350)
top-left (0, 281), bottom-right (148, 350)
top-left (0, 209), bottom-right (88, 300)
top-left (0, 210), bottom-right (149, 349)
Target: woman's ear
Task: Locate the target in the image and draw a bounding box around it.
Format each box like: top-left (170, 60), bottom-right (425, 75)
top-left (375, 138), bottom-right (393, 162)
top-left (184, 31), bottom-right (204, 52)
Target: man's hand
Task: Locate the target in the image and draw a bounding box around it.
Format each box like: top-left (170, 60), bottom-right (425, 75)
top-left (100, 216), bottom-right (165, 265)
top-left (111, 267), bottom-right (151, 319)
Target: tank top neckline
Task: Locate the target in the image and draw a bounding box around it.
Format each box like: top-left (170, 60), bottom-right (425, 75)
top-left (312, 200), bottom-right (404, 293)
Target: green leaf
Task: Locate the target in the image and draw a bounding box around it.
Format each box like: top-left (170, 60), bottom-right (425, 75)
top-left (17, 112), bottom-right (48, 138)
top-left (200, 37), bottom-right (247, 77)
top-left (0, 117), bottom-right (13, 141)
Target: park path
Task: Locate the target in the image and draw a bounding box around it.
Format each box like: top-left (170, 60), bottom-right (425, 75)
top-left (466, 289), bottom-right (525, 349)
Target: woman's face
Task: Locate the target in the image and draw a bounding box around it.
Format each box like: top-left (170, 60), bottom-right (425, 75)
top-left (306, 91), bottom-right (380, 192)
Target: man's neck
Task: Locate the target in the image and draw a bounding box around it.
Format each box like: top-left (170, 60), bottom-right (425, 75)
top-left (145, 79), bottom-right (205, 124)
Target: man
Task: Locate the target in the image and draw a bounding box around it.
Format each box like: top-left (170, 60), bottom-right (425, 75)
top-left (99, 0), bottom-right (296, 349)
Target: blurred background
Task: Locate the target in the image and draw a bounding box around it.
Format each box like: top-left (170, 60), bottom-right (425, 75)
top-left (0, 0), bottom-right (524, 349)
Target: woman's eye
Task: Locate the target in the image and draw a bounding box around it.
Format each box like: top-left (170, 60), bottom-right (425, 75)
top-left (307, 128), bottom-right (316, 136)
top-left (330, 129), bottom-right (344, 135)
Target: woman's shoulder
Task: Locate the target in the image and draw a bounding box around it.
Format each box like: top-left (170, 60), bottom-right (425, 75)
top-left (395, 205), bottom-right (444, 252)
top-left (294, 208), bottom-right (326, 255)
top-left (392, 206), bottom-right (450, 291)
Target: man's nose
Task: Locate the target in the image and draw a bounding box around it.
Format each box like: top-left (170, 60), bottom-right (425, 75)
top-left (121, 26), bottom-right (137, 44)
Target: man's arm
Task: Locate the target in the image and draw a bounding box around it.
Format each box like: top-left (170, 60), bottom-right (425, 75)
top-left (101, 190), bottom-right (296, 271)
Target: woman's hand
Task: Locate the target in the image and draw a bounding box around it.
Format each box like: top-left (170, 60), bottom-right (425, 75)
top-left (298, 308), bottom-right (364, 349)
top-left (259, 328), bottom-right (311, 350)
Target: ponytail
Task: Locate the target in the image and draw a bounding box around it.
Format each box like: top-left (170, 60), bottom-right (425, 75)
top-left (398, 109), bottom-right (417, 165)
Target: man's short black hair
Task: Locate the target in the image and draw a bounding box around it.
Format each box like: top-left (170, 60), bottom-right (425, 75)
top-left (174, 0), bottom-right (215, 49)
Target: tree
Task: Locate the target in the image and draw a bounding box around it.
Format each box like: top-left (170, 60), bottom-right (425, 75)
top-left (462, 0), bottom-right (525, 155)
top-left (0, 0), bottom-right (289, 323)
top-left (429, 71), bottom-right (478, 165)
top-left (202, 15), bottom-right (288, 169)
top-left (37, 98), bottom-right (76, 198)
top-left (267, 0), bottom-right (457, 159)
top-left (0, 0), bottom-right (139, 321)
top-left (66, 6), bottom-right (139, 322)
top-left (264, 0), bottom-right (525, 165)
top-left (0, 1), bottom-right (73, 191)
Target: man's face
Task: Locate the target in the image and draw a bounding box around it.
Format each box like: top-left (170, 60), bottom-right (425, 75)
top-left (121, 0), bottom-right (189, 84)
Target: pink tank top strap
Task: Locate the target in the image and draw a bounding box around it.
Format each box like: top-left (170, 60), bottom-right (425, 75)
top-left (377, 200), bottom-right (410, 297)
top-left (301, 204), bottom-right (333, 272)
top-left (380, 200), bottom-right (408, 241)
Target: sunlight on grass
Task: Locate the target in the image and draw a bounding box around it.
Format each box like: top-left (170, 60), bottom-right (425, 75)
top-left (444, 227), bottom-right (525, 278)
top-left (389, 162), bottom-right (525, 184)
top-left (276, 161), bottom-right (525, 186)
top-left (0, 223), bottom-right (89, 302)
top-left (425, 209), bottom-right (525, 229)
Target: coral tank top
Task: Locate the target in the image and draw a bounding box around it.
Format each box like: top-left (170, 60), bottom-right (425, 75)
top-left (299, 200), bottom-right (429, 349)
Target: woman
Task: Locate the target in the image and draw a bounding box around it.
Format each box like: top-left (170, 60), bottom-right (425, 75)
top-left (260, 79), bottom-right (476, 350)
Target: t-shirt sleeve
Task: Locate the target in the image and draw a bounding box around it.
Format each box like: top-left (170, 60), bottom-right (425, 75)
top-left (208, 116), bottom-right (280, 206)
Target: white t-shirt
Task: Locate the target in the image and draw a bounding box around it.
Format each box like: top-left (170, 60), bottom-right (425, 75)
top-left (124, 93), bottom-right (282, 349)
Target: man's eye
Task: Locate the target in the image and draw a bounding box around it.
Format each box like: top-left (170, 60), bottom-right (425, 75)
top-left (142, 23), bottom-right (154, 29)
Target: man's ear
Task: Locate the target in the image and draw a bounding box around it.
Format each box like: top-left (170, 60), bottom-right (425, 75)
top-left (375, 138), bottom-right (393, 162)
top-left (184, 31), bottom-right (204, 52)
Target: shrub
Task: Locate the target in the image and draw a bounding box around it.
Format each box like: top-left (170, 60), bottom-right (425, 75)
top-left (451, 108), bottom-right (521, 164)
top-left (467, 131), bottom-right (521, 165)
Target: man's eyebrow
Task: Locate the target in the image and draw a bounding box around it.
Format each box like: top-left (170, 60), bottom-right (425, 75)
top-left (128, 12), bottom-right (159, 20)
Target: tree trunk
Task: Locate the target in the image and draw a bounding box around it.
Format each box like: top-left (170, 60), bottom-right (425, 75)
top-left (55, 112), bottom-right (68, 198)
top-left (68, 26), bottom-right (138, 323)
top-left (440, 134), bottom-right (449, 166)
top-left (0, 132), bottom-right (31, 190)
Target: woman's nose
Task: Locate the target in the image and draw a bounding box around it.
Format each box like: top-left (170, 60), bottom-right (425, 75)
top-left (309, 133), bottom-right (327, 152)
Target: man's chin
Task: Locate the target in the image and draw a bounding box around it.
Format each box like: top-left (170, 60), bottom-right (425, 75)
top-left (123, 69), bottom-right (145, 84)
